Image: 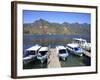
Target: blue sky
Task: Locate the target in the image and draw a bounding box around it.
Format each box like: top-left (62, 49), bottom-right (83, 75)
top-left (23, 10), bottom-right (91, 24)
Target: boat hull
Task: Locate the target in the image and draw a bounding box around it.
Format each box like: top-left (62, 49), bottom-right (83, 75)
top-left (58, 53), bottom-right (68, 60)
top-left (37, 55), bottom-right (48, 63)
top-left (67, 49), bottom-right (83, 57)
top-left (23, 55), bottom-right (37, 64)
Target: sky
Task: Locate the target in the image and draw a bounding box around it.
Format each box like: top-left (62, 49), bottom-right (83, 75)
top-left (23, 10), bottom-right (91, 24)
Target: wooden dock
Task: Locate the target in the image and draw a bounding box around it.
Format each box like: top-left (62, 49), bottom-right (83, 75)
top-left (83, 50), bottom-right (91, 58)
top-left (47, 48), bottom-right (61, 68)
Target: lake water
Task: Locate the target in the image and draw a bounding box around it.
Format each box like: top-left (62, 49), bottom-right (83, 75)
top-left (23, 53), bottom-right (90, 69)
top-left (23, 34), bottom-right (90, 42)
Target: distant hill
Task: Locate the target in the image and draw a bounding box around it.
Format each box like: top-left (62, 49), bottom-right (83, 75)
top-left (23, 19), bottom-right (90, 35)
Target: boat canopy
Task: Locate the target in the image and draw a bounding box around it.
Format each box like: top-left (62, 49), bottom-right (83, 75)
top-left (73, 38), bottom-right (86, 42)
top-left (67, 43), bottom-right (79, 48)
top-left (39, 47), bottom-right (48, 51)
top-left (56, 46), bottom-right (66, 50)
top-left (26, 45), bottom-right (41, 51)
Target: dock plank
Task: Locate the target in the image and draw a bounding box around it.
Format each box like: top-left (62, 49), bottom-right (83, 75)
top-left (48, 49), bottom-right (61, 68)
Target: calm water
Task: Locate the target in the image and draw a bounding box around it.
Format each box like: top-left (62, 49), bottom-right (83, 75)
top-left (23, 34), bottom-right (91, 69)
top-left (23, 53), bottom-right (90, 69)
top-left (23, 58), bottom-right (47, 69)
top-left (60, 53), bottom-right (91, 67)
top-left (23, 34), bottom-right (90, 42)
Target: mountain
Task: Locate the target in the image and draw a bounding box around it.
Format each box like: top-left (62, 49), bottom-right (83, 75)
top-left (23, 19), bottom-right (90, 35)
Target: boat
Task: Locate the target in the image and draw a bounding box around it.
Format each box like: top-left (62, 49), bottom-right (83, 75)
top-left (37, 46), bottom-right (49, 63)
top-left (73, 38), bottom-right (91, 51)
top-left (23, 44), bottom-right (41, 64)
top-left (56, 46), bottom-right (69, 60)
top-left (66, 43), bottom-right (84, 56)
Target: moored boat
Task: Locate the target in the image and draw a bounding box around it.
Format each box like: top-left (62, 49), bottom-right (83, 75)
top-left (23, 44), bottom-right (41, 64)
top-left (66, 43), bottom-right (84, 56)
top-left (37, 46), bottom-right (49, 63)
top-left (73, 38), bottom-right (91, 51)
top-left (56, 46), bottom-right (69, 60)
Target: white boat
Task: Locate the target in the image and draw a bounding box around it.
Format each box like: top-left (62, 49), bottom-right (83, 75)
top-left (37, 47), bottom-right (49, 63)
top-left (73, 38), bottom-right (91, 51)
top-left (66, 43), bottom-right (84, 56)
top-left (23, 44), bottom-right (41, 64)
top-left (56, 46), bottom-right (69, 60)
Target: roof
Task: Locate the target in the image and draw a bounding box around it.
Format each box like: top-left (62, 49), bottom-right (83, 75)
top-left (56, 46), bottom-right (66, 50)
top-left (26, 44), bottom-right (41, 51)
top-left (67, 43), bottom-right (79, 48)
top-left (39, 47), bottom-right (48, 51)
top-left (73, 38), bottom-right (86, 42)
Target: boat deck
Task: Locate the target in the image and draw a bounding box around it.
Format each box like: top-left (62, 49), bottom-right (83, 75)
top-left (48, 48), bottom-right (61, 68)
top-left (83, 50), bottom-right (91, 58)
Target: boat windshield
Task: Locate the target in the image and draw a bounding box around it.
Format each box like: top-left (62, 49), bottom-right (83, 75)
top-left (59, 49), bottom-right (66, 54)
top-left (27, 51), bottom-right (36, 55)
top-left (74, 47), bottom-right (80, 51)
top-left (39, 51), bottom-right (48, 56)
